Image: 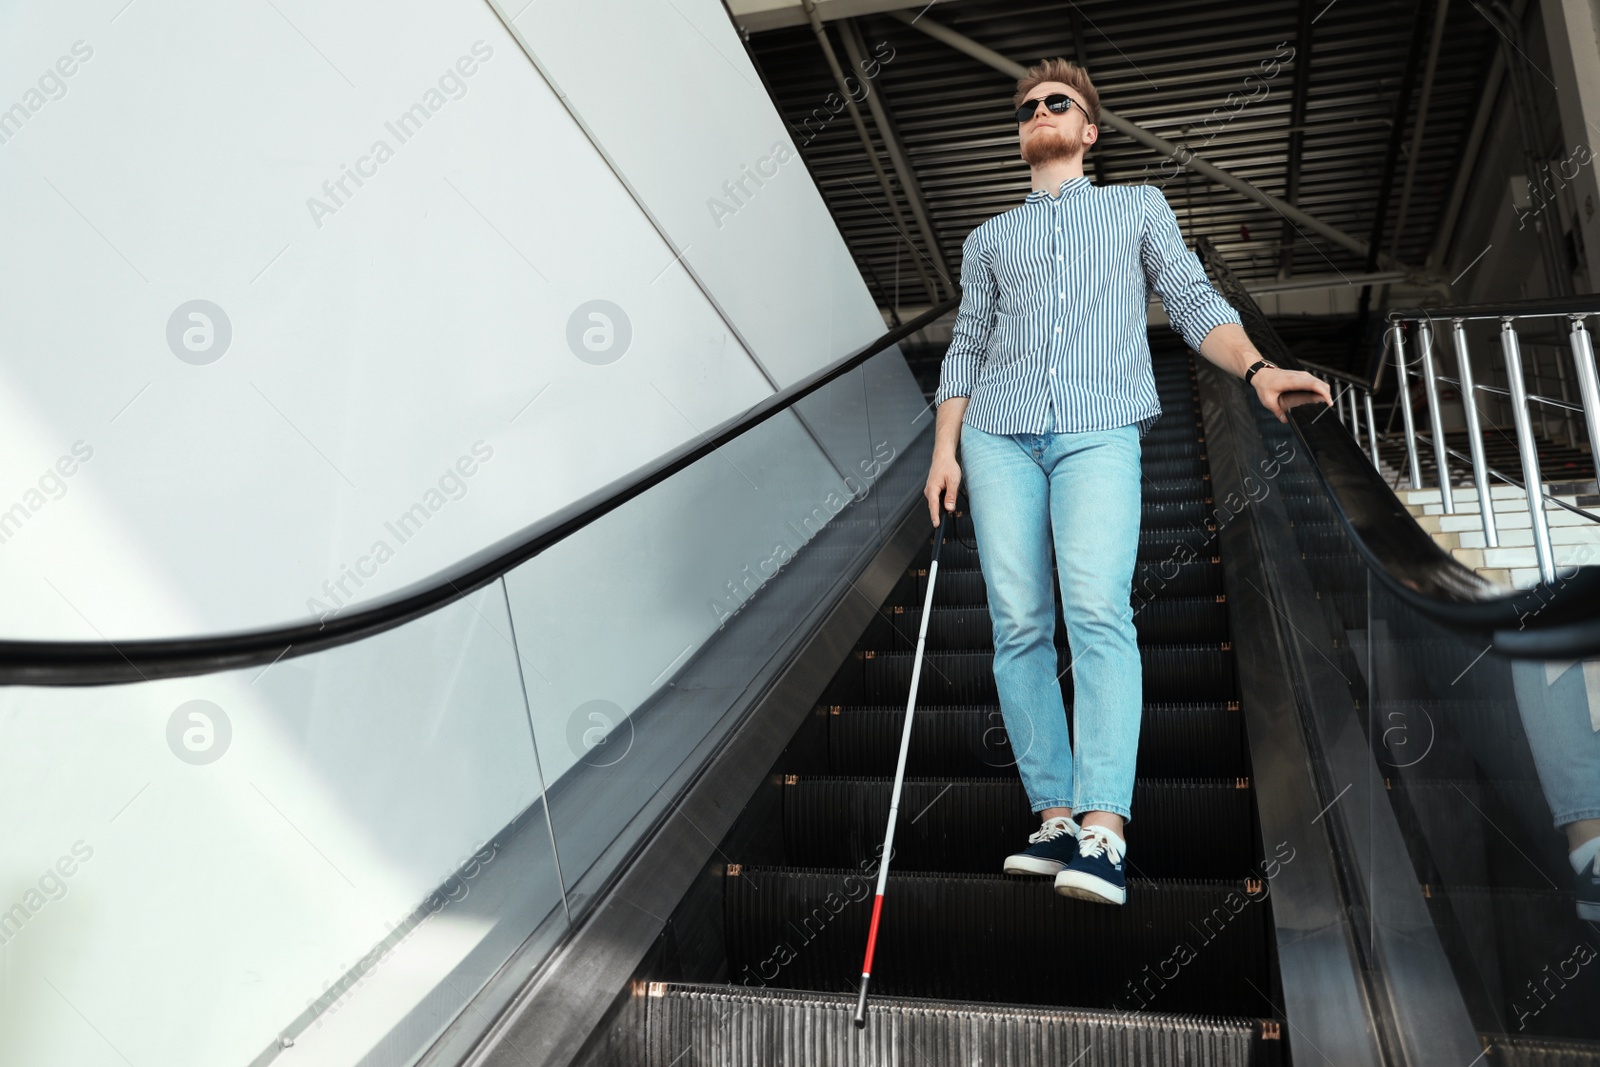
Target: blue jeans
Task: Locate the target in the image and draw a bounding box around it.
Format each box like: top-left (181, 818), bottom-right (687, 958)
top-left (959, 418), bottom-right (1143, 822)
top-left (1510, 657), bottom-right (1600, 828)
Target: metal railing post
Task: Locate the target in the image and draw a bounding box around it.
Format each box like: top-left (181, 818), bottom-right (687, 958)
top-left (1346, 385), bottom-right (1362, 445)
top-left (1568, 314), bottom-right (1600, 489)
top-left (1417, 319), bottom-right (1454, 513)
top-left (1553, 338), bottom-right (1578, 447)
top-left (1392, 321), bottom-right (1425, 489)
top-left (1501, 317), bottom-right (1557, 582)
top-left (1363, 392), bottom-right (1382, 468)
top-left (1450, 318), bottom-right (1498, 547)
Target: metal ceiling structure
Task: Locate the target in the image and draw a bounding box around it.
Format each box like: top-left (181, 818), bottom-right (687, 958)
top-left (735, 0), bottom-right (1502, 326)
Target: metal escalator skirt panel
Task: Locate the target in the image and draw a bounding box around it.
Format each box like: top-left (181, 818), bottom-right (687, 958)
top-left (634, 983), bottom-right (1259, 1067)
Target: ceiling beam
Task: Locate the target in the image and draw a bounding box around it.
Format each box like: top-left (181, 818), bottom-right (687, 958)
top-left (1425, 40), bottom-right (1507, 270)
top-left (837, 17), bottom-right (956, 295)
top-left (1390, 0), bottom-right (1452, 260)
top-left (889, 10), bottom-right (1437, 283)
top-left (1066, 8), bottom-right (1109, 185)
top-left (796, 0), bottom-right (944, 303)
top-left (727, 0), bottom-right (916, 33)
top-left (1278, 0), bottom-right (1314, 279)
top-left (1356, 0), bottom-right (1437, 323)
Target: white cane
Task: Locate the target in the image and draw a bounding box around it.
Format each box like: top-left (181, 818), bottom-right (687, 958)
top-left (853, 515), bottom-right (948, 1027)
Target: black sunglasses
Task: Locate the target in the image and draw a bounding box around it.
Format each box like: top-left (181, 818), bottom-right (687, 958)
top-left (1014, 93), bottom-right (1079, 124)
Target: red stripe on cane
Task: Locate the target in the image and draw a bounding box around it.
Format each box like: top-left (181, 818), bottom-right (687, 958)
top-left (861, 894), bottom-right (886, 975)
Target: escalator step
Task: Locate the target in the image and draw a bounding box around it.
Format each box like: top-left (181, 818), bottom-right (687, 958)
top-left (926, 518), bottom-right (1213, 573)
top-left (1142, 459), bottom-right (1207, 480)
top-left (781, 776), bottom-right (1254, 878)
top-left (724, 867), bottom-right (1273, 1016)
top-left (920, 528), bottom-right (1215, 565)
top-left (620, 982), bottom-right (1267, 1067)
top-left (927, 502), bottom-right (1213, 573)
top-left (1138, 526), bottom-right (1218, 557)
top-left (1141, 439), bottom-right (1204, 457)
top-left (1140, 498), bottom-right (1212, 525)
top-left (861, 596), bottom-right (1230, 651)
top-left (1143, 477), bottom-right (1210, 503)
top-left (849, 646), bottom-right (1236, 705)
top-left (823, 703), bottom-right (1247, 778)
top-left (1423, 886), bottom-right (1600, 1038)
top-left (1483, 1034), bottom-right (1600, 1067)
top-left (891, 559), bottom-right (1225, 607)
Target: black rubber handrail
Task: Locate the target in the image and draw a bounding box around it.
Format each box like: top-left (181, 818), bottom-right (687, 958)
top-left (1199, 237), bottom-right (1600, 658)
top-left (0, 297), bottom-right (960, 686)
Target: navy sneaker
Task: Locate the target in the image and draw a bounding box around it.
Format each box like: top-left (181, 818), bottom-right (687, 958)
top-left (1002, 815), bottom-right (1081, 876)
top-left (1055, 825), bottom-right (1127, 905)
top-left (1578, 846), bottom-right (1600, 921)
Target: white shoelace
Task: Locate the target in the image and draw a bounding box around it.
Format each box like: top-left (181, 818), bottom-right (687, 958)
top-left (1027, 816), bottom-right (1077, 844)
top-left (1077, 825), bottom-right (1123, 863)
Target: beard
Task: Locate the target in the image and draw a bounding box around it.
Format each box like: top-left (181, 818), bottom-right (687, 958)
top-left (1021, 124), bottom-right (1084, 167)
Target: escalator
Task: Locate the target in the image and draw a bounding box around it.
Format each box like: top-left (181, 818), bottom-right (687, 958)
top-left (574, 342), bottom-right (1288, 1064)
top-left (10, 253), bottom-right (1600, 1067)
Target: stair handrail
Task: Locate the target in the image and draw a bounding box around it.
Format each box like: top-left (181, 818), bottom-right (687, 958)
top-left (1381, 299), bottom-right (1600, 582)
top-left (1197, 236), bottom-right (1600, 657)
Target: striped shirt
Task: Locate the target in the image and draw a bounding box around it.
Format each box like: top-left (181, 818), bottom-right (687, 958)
top-left (933, 176), bottom-right (1241, 437)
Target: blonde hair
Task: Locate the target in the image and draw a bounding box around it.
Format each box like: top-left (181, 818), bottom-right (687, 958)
top-left (1013, 58), bottom-right (1100, 126)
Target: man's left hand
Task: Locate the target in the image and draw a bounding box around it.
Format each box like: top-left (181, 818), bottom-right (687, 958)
top-left (1253, 367), bottom-right (1334, 422)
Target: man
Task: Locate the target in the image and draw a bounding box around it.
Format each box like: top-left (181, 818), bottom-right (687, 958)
top-left (923, 58), bottom-right (1331, 906)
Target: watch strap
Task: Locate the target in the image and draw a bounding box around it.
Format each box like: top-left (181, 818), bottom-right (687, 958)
top-left (1244, 359), bottom-right (1277, 385)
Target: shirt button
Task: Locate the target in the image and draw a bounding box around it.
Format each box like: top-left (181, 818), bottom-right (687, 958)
top-left (1049, 368), bottom-right (1056, 375)
top-left (1055, 326), bottom-right (1062, 333)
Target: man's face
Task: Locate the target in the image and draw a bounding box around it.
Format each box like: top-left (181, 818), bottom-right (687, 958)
top-left (1017, 80), bottom-right (1097, 166)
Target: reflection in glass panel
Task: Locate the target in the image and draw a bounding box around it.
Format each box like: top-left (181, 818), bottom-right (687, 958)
top-left (1258, 396), bottom-right (1600, 1047)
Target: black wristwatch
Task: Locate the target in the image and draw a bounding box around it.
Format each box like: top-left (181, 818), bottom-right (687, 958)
top-left (1243, 359), bottom-right (1277, 385)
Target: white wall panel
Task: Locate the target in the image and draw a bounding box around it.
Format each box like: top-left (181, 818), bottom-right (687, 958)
top-left (500, 0), bottom-right (931, 473)
top-left (0, 587), bottom-right (548, 1067)
top-left (0, 0), bottom-right (865, 641)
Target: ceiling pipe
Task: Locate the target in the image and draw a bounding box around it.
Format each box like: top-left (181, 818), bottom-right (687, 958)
top-left (1426, 30), bottom-right (1510, 268)
top-left (1279, 0), bottom-right (1316, 280)
top-left (798, 0), bottom-right (943, 303)
top-left (1357, 0), bottom-right (1439, 329)
top-left (1066, 8), bottom-right (1109, 185)
top-left (1391, 0), bottom-right (1452, 260)
top-left (837, 17), bottom-right (956, 295)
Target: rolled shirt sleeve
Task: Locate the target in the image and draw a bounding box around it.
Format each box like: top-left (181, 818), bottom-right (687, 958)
top-left (933, 229), bottom-right (998, 408)
top-left (1138, 184), bottom-right (1241, 353)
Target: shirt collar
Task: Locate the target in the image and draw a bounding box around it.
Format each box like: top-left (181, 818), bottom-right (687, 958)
top-left (1026, 175), bottom-right (1093, 203)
